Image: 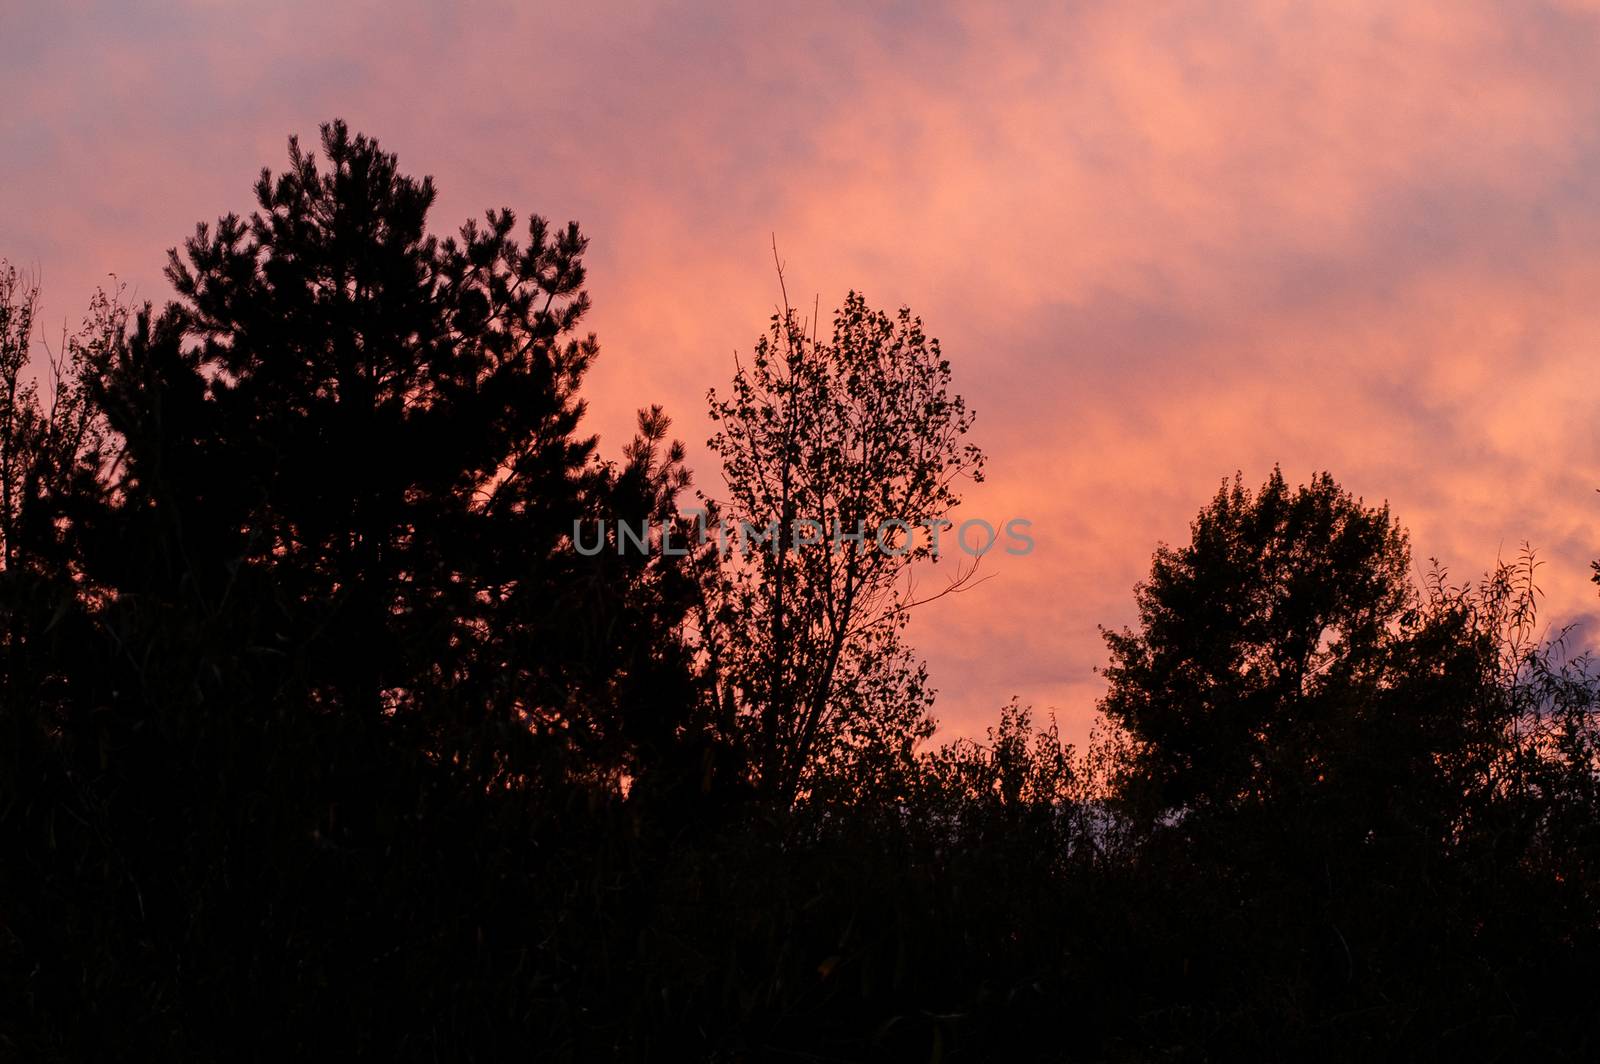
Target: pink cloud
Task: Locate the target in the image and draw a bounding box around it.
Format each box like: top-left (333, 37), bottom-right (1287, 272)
top-left (5, 0), bottom-right (1599, 744)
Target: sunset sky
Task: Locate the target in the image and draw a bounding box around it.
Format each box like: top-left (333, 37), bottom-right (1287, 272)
top-left (5, 0), bottom-right (1599, 745)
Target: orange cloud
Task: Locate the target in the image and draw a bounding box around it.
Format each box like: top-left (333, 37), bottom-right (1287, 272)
top-left (5, 0), bottom-right (1599, 744)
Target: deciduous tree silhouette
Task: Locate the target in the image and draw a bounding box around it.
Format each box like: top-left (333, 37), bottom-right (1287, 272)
top-left (703, 253), bottom-right (985, 806)
top-left (0, 262), bottom-right (112, 585)
top-left (1100, 468), bottom-right (1416, 816)
top-left (0, 264), bottom-right (116, 848)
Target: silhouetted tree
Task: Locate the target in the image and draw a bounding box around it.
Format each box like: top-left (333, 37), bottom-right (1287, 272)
top-left (703, 257), bottom-right (985, 806)
top-left (2, 125), bottom-right (713, 1057)
top-left (916, 698), bottom-right (1079, 851)
top-left (0, 263), bottom-right (115, 830)
top-left (1100, 468), bottom-right (1417, 817)
top-left (0, 263), bottom-right (112, 587)
top-left (90, 121), bottom-right (700, 790)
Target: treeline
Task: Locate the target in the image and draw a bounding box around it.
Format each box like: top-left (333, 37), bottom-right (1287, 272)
top-left (3, 122), bottom-right (1599, 1062)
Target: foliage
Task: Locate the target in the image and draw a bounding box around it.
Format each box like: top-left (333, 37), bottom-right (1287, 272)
top-left (703, 256), bottom-right (985, 806)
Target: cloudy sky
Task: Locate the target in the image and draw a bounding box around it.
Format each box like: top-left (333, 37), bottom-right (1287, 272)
top-left (5, 0), bottom-right (1599, 744)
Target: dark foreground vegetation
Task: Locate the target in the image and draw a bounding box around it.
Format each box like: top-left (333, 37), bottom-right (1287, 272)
top-left (4, 123), bottom-right (1599, 1062)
